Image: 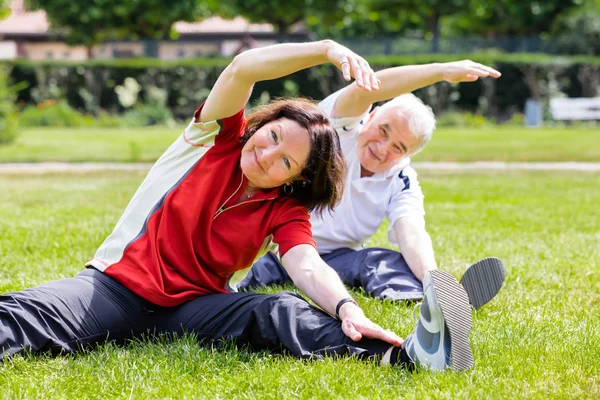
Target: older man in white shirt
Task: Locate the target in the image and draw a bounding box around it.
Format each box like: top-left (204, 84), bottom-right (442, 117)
top-left (240, 60), bottom-right (505, 308)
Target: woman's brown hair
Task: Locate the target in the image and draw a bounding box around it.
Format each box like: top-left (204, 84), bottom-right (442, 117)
top-left (241, 98), bottom-right (346, 215)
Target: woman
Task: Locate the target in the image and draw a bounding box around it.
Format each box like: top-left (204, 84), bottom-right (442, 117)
top-left (0, 40), bottom-right (408, 365)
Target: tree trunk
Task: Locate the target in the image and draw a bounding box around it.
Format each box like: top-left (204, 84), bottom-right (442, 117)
top-left (276, 20), bottom-right (289, 35)
top-left (578, 65), bottom-right (600, 98)
top-left (521, 66), bottom-right (542, 101)
top-left (428, 12), bottom-right (440, 53)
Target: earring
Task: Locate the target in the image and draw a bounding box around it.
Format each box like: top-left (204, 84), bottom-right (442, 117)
top-left (283, 183), bottom-right (294, 195)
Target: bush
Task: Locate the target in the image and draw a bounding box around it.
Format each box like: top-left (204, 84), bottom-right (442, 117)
top-left (19, 100), bottom-right (175, 128)
top-left (0, 67), bottom-right (21, 145)
top-left (436, 112), bottom-right (492, 128)
top-left (121, 104), bottom-right (174, 127)
top-left (19, 100), bottom-right (91, 127)
top-left (4, 52), bottom-right (600, 124)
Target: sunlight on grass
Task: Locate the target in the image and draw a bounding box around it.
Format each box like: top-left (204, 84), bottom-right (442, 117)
top-left (0, 170), bottom-right (599, 399)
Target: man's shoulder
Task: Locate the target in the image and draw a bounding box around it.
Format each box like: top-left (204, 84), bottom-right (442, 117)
top-left (392, 164), bottom-right (420, 193)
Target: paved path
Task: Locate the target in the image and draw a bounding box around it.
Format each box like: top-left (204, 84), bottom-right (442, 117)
top-left (0, 161), bottom-right (600, 174)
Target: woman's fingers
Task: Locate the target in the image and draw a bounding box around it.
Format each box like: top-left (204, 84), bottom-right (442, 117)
top-left (326, 41), bottom-right (379, 90)
top-left (360, 323), bottom-right (403, 346)
top-left (340, 59), bottom-right (352, 81)
top-left (361, 63), bottom-right (374, 91)
top-left (348, 57), bottom-right (379, 91)
top-left (349, 57), bottom-right (365, 88)
top-left (341, 319), bottom-right (363, 341)
top-left (342, 317), bottom-right (403, 346)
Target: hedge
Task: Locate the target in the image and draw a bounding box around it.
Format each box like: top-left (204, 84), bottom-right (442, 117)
top-left (4, 52), bottom-right (600, 121)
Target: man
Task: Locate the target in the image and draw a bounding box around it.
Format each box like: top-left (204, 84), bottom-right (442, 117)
top-left (239, 60), bottom-right (505, 309)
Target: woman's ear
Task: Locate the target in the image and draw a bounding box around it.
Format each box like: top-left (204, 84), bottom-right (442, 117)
top-left (289, 176), bottom-right (310, 187)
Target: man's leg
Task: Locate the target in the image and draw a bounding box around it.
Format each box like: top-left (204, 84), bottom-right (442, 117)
top-left (238, 251), bottom-right (292, 289)
top-left (324, 247), bottom-right (424, 302)
top-left (154, 291), bottom-right (392, 360)
top-left (326, 249), bottom-right (506, 308)
top-left (240, 247), bottom-right (424, 301)
top-left (0, 268), bottom-right (147, 360)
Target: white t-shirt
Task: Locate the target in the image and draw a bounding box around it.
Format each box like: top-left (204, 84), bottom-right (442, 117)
top-left (310, 88), bottom-right (426, 254)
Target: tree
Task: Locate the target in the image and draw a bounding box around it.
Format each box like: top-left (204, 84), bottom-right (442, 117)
top-left (25, 0), bottom-right (206, 48)
top-left (305, 0), bottom-right (416, 39)
top-left (368, 0), bottom-right (469, 52)
top-left (443, 0), bottom-right (582, 37)
top-left (550, 0), bottom-right (600, 56)
top-left (205, 0), bottom-right (305, 34)
top-left (205, 0), bottom-right (364, 35)
top-left (0, 0), bottom-right (11, 20)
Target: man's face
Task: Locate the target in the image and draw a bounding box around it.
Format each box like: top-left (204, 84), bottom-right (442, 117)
top-left (356, 107), bottom-right (420, 175)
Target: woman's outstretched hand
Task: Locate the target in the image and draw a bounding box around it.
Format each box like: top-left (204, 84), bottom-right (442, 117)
top-left (339, 302), bottom-right (403, 346)
top-left (323, 40), bottom-right (380, 92)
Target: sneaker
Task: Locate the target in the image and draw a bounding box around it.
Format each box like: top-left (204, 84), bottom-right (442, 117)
top-left (460, 257), bottom-right (506, 309)
top-left (402, 270), bottom-right (474, 371)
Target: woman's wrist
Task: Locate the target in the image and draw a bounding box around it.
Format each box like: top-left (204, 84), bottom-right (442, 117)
top-left (337, 299), bottom-right (363, 320)
top-left (320, 39), bottom-right (335, 61)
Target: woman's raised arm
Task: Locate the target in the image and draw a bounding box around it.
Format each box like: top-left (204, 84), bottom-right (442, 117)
top-left (199, 40), bottom-right (379, 123)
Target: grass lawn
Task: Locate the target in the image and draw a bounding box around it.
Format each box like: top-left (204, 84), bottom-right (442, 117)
top-left (0, 170), bottom-right (599, 399)
top-left (0, 125), bottom-right (598, 163)
top-left (411, 126), bottom-right (600, 162)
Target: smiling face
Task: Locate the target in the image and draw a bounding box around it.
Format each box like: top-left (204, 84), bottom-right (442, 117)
top-left (356, 106), bottom-right (421, 175)
top-left (240, 118), bottom-right (311, 189)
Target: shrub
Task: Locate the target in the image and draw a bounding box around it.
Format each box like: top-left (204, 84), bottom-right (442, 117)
top-left (5, 52), bottom-right (600, 124)
top-left (0, 67), bottom-right (22, 145)
top-left (436, 112), bottom-right (492, 128)
top-left (19, 100), bottom-right (90, 127)
top-left (121, 104), bottom-right (174, 127)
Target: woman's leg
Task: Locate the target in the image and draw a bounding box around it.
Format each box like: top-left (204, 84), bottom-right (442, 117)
top-left (0, 268), bottom-right (147, 360)
top-left (154, 291), bottom-right (391, 360)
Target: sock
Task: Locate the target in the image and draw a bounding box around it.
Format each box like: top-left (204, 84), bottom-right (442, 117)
top-left (382, 345), bottom-right (416, 371)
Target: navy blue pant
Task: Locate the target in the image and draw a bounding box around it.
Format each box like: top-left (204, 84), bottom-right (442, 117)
top-left (0, 269), bottom-right (390, 361)
top-left (240, 248), bottom-right (424, 301)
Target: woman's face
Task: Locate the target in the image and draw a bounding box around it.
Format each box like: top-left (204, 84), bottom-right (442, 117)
top-left (241, 118), bottom-right (311, 189)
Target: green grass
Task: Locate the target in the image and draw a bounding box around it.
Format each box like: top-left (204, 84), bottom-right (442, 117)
top-left (0, 126), bottom-right (184, 163)
top-left (0, 170), bottom-right (598, 398)
top-left (410, 126), bottom-right (600, 162)
top-left (0, 125), bottom-right (598, 163)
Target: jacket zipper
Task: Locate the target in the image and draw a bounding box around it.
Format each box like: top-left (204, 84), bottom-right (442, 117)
top-left (213, 196), bottom-right (277, 220)
top-left (213, 176), bottom-right (277, 220)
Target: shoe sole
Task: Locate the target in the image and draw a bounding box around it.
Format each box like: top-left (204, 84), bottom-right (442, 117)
top-left (430, 269), bottom-right (474, 371)
top-left (460, 257), bottom-right (506, 309)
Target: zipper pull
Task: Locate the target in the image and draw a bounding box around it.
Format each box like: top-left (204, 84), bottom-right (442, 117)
top-left (214, 205), bottom-right (225, 219)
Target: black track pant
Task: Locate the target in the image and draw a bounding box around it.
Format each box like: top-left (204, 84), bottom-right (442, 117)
top-left (0, 269), bottom-right (391, 361)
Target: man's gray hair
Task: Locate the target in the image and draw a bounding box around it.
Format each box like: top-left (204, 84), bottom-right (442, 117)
top-left (378, 93), bottom-right (436, 155)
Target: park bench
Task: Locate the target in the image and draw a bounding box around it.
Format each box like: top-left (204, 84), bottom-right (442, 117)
top-left (549, 97), bottom-right (600, 121)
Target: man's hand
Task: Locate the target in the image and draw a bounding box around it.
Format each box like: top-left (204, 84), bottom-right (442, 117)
top-left (441, 60), bottom-right (501, 83)
top-left (339, 302), bottom-right (403, 346)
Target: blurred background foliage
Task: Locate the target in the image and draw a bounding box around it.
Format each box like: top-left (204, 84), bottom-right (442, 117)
top-left (0, 0), bottom-right (597, 142)
top-left (5, 54), bottom-right (599, 125)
